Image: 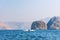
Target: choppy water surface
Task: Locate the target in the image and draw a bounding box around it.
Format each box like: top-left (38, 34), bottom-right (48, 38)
top-left (0, 30), bottom-right (60, 40)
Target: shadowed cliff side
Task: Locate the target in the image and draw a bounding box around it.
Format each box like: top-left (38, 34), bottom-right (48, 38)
top-left (47, 16), bottom-right (60, 30)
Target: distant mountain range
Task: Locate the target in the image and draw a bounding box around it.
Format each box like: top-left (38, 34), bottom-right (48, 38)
top-left (0, 22), bottom-right (32, 30)
top-left (0, 16), bottom-right (60, 30)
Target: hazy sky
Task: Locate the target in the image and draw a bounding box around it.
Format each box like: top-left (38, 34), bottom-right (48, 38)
top-left (0, 0), bottom-right (60, 22)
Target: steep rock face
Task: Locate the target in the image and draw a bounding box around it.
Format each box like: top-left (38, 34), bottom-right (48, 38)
top-left (47, 16), bottom-right (60, 30)
top-left (31, 21), bottom-right (47, 30)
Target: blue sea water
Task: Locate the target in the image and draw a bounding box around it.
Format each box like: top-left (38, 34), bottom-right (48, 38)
top-left (0, 30), bottom-right (60, 40)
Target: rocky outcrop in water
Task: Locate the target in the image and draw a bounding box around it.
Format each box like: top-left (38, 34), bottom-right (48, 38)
top-left (31, 21), bottom-right (47, 30)
top-left (47, 16), bottom-right (60, 30)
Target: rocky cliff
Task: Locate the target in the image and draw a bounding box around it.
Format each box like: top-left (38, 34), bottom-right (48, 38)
top-left (31, 21), bottom-right (47, 30)
top-left (47, 16), bottom-right (60, 30)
